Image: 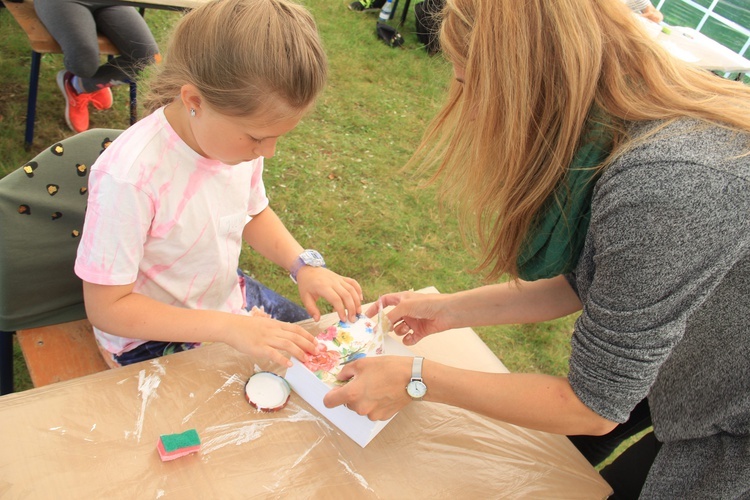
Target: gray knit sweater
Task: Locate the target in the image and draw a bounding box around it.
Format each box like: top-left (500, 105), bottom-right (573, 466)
top-left (566, 119), bottom-right (750, 498)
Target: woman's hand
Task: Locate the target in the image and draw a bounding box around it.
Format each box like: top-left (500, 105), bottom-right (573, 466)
top-left (295, 267), bottom-right (363, 322)
top-left (224, 314), bottom-right (319, 368)
top-left (364, 291), bottom-right (454, 345)
top-left (641, 4), bottom-right (663, 23)
top-left (322, 355), bottom-right (413, 420)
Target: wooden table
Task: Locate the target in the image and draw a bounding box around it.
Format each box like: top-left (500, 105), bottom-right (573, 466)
top-left (91, 0), bottom-right (208, 10)
top-left (0, 289), bottom-right (611, 498)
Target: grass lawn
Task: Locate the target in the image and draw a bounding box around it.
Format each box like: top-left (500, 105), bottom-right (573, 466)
top-left (2, 0), bottom-right (638, 468)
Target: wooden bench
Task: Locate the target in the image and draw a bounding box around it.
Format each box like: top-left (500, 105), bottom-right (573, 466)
top-left (16, 319), bottom-right (110, 388)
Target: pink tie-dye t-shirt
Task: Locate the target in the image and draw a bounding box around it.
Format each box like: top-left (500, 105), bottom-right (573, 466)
top-left (75, 108), bottom-right (269, 355)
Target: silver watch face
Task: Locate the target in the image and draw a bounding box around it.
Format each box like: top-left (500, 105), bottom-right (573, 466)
top-left (300, 249), bottom-right (325, 267)
top-left (406, 380), bottom-right (427, 399)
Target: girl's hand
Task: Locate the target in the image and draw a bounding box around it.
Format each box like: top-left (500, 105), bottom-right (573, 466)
top-left (364, 291), bottom-right (453, 345)
top-left (225, 314), bottom-right (319, 367)
top-left (322, 356), bottom-right (413, 420)
top-left (295, 267), bottom-right (363, 322)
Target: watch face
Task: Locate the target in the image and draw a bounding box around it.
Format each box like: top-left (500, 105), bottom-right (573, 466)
top-left (406, 380), bottom-right (427, 399)
top-left (301, 250), bottom-right (325, 267)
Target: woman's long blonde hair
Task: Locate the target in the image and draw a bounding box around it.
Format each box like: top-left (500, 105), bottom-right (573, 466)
top-left (417, 0), bottom-right (750, 280)
top-left (143, 0), bottom-right (327, 117)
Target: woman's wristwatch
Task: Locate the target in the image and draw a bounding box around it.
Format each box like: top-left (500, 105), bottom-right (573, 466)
top-left (406, 356), bottom-right (428, 400)
top-left (289, 249), bottom-right (326, 283)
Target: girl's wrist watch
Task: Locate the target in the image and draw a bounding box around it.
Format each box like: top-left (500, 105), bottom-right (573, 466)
top-left (289, 249), bottom-right (326, 283)
top-left (406, 356), bottom-right (427, 400)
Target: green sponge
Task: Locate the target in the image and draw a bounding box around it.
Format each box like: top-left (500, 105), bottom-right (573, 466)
top-left (157, 429), bottom-right (201, 461)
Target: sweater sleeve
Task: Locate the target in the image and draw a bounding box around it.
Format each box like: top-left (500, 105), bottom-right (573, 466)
top-left (567, 134), bottom-right (750, 422)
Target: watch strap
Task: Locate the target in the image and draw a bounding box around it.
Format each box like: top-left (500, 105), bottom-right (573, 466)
top-left (289, 249), bottom-right (325, 283)
top-left (411, 356), bottom-right (424, 381)
top-left (289, 257), bottom-right (307, 282)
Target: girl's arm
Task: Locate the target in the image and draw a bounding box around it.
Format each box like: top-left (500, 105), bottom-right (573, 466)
top-left (242, 207), bottom-right (305, 272)
top-left (323, 356), bottom-right (618, 436)
top-left (243, 207), bottom-right (363, 322)
top-left (82, 281), bottom-right (318, 367)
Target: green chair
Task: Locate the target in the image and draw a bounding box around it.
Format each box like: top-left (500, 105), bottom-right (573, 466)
top-left (0, 128), bottom-right (123, 394)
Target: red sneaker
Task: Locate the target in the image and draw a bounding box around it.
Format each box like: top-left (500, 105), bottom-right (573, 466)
top-left (56, 70), bottom-right (92, 133)
top-left (90, 86), bottom-right (113, 111)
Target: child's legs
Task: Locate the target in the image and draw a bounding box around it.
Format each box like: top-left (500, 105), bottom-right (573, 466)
top-left (240, 271), bottom-right (310, 323)
top-left (34, 0), bottom-right (159, 92)
top-left (91, 5), bottom-right (160, 87)
top-left (34, 0), bottom-right (102, 78)
top-left (113, 341), bottom-right (201, 366)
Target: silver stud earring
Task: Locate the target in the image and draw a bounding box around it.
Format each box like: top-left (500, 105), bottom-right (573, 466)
top-left (189, 108), bottom-right (196, 117)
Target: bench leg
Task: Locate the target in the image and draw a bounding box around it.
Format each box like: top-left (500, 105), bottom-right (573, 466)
top-left (129, 81), bottom-right (137, 125)
top-left (0, 331), bottom-right (14, 395)
top-left (24, 51), bottom-right (42, 151)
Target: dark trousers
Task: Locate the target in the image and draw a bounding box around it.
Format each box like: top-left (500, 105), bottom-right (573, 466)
top-left (568, 399), bottom-right (662, 499)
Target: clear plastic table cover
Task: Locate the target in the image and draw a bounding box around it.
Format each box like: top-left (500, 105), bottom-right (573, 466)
top-left (0, 296), bottom-right (611, 499)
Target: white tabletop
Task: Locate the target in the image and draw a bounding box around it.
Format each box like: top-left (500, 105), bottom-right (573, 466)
top-left (658, 26), bottom-right (750, 73)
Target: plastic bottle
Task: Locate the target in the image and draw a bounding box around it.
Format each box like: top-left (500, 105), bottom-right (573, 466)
top-left (378, 0), bottom-right (395, 22)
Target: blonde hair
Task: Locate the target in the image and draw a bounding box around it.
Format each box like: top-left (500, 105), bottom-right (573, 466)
top-left (143, 0), bottom-right (327, 116)
top-left (416, 0), bottom-right (750, 281)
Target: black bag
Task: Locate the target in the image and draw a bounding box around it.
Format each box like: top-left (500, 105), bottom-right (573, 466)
top-left (415, 0), bottom-right (445, 55)
top-left (376, 21), bottom-right (404, 48)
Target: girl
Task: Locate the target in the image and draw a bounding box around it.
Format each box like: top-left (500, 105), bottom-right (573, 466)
top-left (75, 0), bottom-right (363, 369)
top-left (34, 0), bottom-right (160, 133)
top-left (323, 0), bottom-right (750, 498)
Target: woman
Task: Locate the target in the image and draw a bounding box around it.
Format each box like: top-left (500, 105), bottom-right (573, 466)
top-left (323, 0), bottom-right (750, 497)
